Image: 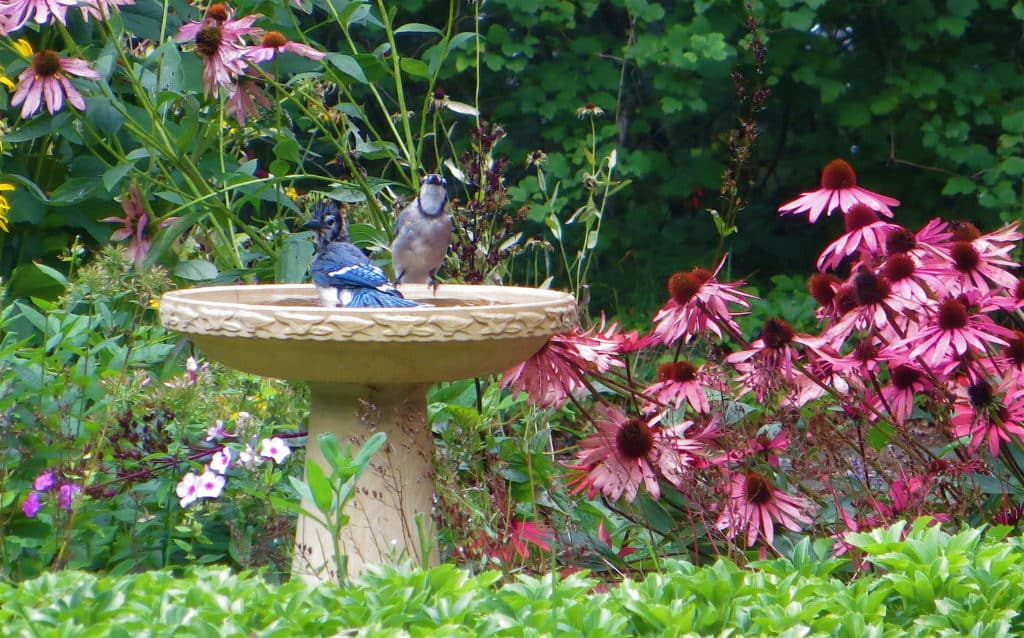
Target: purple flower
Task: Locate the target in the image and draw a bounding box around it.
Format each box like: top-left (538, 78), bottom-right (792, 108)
top-left (33, 470), bottom-right (55, 491)
top-left (57, 482), bottom-right (81, 510)
top-left (22, 491), bottom-right (41, 517)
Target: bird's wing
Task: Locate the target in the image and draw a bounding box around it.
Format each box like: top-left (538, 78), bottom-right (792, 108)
top-left (326, 262), bottom-right (391, 289)
top-left (311, 242), bottom-right (389, 289)
top-left (393, 204), bottom-right (414, 237)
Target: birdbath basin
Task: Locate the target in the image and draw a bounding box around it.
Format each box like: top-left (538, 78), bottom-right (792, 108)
top-left (159, 283), bottom-right (577, 581)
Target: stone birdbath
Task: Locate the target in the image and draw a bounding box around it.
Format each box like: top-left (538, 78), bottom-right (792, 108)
top-left (160, 282), bottom-right (576, 581)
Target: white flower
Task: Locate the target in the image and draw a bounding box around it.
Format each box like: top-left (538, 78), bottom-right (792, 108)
top-left (209, 447), bottom-right (232, 475)
top-left (239, 444), bottom-right (262, 466)
top-left (195, 469), bottom-right (225, 500)
top-left (259, 437), bottom-right (291, 464)
top-left (206, 420), bottom-right (231, 441)
top-left (176, 472), bottom-right (200, 508)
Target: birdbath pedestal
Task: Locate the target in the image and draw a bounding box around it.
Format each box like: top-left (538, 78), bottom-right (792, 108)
top-left (159, 283), bottom-right (577, 582)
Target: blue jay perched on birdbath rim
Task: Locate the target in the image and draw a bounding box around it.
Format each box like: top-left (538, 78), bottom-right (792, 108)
top-left (391, 174), bottom-right (453, 293)
top-left (302, 199), bottom-right (418, 309)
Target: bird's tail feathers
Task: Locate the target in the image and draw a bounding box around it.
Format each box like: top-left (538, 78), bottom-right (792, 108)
top-left (348, 289), bottom-right (419, 308)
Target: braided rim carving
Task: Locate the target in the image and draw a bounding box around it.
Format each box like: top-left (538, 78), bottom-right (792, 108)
top-left (160, 284), bottom-right (578, 343)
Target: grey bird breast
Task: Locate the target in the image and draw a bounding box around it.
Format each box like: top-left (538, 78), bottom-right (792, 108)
top-left (392, 209), bottom-right (453, 283)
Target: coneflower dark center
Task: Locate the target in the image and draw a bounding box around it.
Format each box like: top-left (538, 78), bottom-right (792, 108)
top-left (657, 361), bottom-right (698, 383)
top-left (886, 228), bottom-right (917, 255)
top-left (262, 31), bottom-right (287, 47)
top-left (883, 254), bottom-right (916, 282)
top-left (761, 318), bottom-right (795, 349)
top-left (32, 50), bottom-right (62, 77)
top-left (206, 2), bottom-right (229, 21)
top-left (744, 472), bottom-right (774, 505)
top-left (1004, 332), bottom-right (1024, 367)
top-left (820, 159), bottom-right (857, 190)
top-left (808, 273), bottom-right (840, 306)
top-left (667, 267), bottom-right (711, 305)
top-left (195, 26), bottom-right (224, 57)
top-left (890, 365), bottom-right (921, 390)
top-left (853, 339), bottom-right (878, 363)
top-left (616, 418), bottom-right (654, 460)
top-left (950, 242), bottom-right (980, 274)
top-left (844, 203), bottom-right (879, 231)
top-left (835, 286), bottom-right (857, 315)
top-left (950, 221), bottom-right (981, 242)
top-left (967, 380), bottom-right (994, 407)
top-left (937, 299), bottom-right (968, 331)
top-left (853, 271), bottom-right (890, 306)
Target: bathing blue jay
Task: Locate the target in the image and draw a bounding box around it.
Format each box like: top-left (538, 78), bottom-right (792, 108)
top-left (302, 199), bottom-right (418, 308)
top-left (391, 174), bottom-right (452, 293)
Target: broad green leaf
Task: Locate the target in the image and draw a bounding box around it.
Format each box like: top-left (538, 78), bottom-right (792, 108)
top-left (326, 53), bottom-right (368, 83)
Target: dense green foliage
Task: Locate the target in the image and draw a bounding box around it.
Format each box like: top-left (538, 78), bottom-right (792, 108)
top-left (2, 521), bottom-right (1023, 636)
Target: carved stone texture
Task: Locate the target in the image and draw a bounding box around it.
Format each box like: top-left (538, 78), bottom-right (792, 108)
top-left (159, 283), bottom-right (578, 385)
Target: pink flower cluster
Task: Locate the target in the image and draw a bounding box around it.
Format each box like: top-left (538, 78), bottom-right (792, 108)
top-left (22, 470), bottom-right (82, 517)
top-left (174, 3), bottom-right (325, 123)
top-left (503, 157), bottom-right (1024, 551)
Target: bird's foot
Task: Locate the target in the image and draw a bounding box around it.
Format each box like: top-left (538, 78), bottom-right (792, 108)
top-left (428, 275), bottom-right (440, 296)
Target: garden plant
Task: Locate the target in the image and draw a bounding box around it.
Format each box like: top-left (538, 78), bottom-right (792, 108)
top-left (1, 0), bottom-right (1024, 634)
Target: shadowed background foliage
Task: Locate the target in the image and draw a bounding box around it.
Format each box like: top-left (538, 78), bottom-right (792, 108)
top-left (2, 0), bottom-right (1022, 321)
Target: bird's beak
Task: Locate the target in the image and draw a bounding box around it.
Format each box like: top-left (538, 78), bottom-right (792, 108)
top-left (301, 219), bottom-right (321, 230)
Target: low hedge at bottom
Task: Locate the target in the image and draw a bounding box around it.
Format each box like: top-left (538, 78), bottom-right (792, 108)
top-left (1, 520), bottom-right (1022, 637)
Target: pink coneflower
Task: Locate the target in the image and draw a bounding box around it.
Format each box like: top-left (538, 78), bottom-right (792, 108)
top-left (778, 159), bottom-right (900, 224)
top-left (78, 0), bottom-right (133, 21)
top-left (727, 317), bottom-right (823, 402)
top-left (808, 272), bottom-right (843, 322)
top-left (902, 293), bottom-right (1011, 366)
top-left (934, 239), bottom-right (1019, 297)
top-left (226, 79), bottom-right (271, 125)
top-left (885, 218), bottom-right (954, 263)
top-left (244, 30), bottom-right (325, 63)
top-left (10, 49), bottom-right (100, 118)
top-left (643, 360), bottom-right (711, 414)
top-left (0, 0), bottom-right (76, 35)
top-left (877, 362), bottom-right (931, 424)
top-left (716, 471), bottom-right (813, 547)
top-left (502, 519), bottom-right (554, 561)
top-left (650, 255), bottom-right (756, 346)
top-left (878, 252), bottom-right (941, 309)
top-left (101, 182), bottom-right (151, 268)
top-left (566, 406), bottom-right (700, 503)
top-left (175, 3), bottom-right (262, 96)
top-left (816, 203), bottom-right (900, 272)
top-left (501, 324), bottom-right (623, 409)
top-left (951, 378), bottom-right (1024, 457)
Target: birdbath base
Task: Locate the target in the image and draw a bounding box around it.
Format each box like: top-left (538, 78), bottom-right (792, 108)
top-left (293, 382), bottom-right (436, 582)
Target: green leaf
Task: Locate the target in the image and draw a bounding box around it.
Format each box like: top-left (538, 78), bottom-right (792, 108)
top-left (2, 112), bottom-right (72, 143)
top-left (103, 162), bottom-right (137, 193)
top-left (394, 23), bottom-right (442, 36)
top-left (276, 234), bottom-right (314, 284)
top-left (326, 53), bottom-right (368, 83)
top-left (174, 259), bottom-right (218, 281)
top-left (5, 262), bottom-right (68, 301)
top-left (304, 460), bottom-right (335, 515)
top-left (49, 178), bottom-right (101, 206)
top-left (399, 57), bottom-right (429, 79)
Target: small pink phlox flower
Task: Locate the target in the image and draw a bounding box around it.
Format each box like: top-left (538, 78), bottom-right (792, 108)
top-left (259, 436), bottom-right (291, 464)
top-left (22, 491), bottom-right (42, 517)
top-left (176, 472), bottom-right (200, 507)
top-left (206, 420), bottom-right (234, 441)
top-left (778, 158), bottom-right (900, 224)
top-left (33, 470), bottom-right (55, 491)
top-left (195, 469), bottom-right (226, 500)
top-left (209, 447), bottom-right (232, 474)
top-left (11, 50), bottom-right (101, 118)
top-left (57, 482), bottom-right (80, 510)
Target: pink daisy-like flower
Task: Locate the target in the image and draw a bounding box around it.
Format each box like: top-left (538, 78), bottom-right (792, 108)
top-left (816, 203), bottom-right (900, 272)
top-left (101, 182), bottom-right (151, 268)
top-left (503, 519), bottom-right (554, 561)
top-left (243, 30), bottom-right (325, 63)
top-left (650, 255), bottom-right (756, 346)
top-left (226, 79), bottom-right (272, 125)
top-left (78, 0), bottom-right (133, 22)
top-left (175, 3), bottom-right (262, 96)
top-left (0, 0), bottom-right (76, 36)
top-left (566, 406), bottom-right (700, 503)
top-left (902, 293), bottom-right (1012, 367)
top-left (727, 317), bottom-right (824, 403)
top-left (778, 158), bottom-right (900, 224)
top-left (935, 239), bottom-right (1019, 297)
top-left (10, 49), bottom-right (101, 118)
top-left (209, 447), bottom-right (232, 474)
top-left (951, 378), bottom-right (1024, 457)
top-left (643, 360), bottom-right (711, 414)
top-left (716, 471), bottom-right (814, 547)
top-left (877, 362), bottom-right (931, 424)
top-left (258, 436), bottom-right (291, 464)
top-left (825, 270), bottom-right (917, 342)
top-left (501, 324), bottom-right (623, 409)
